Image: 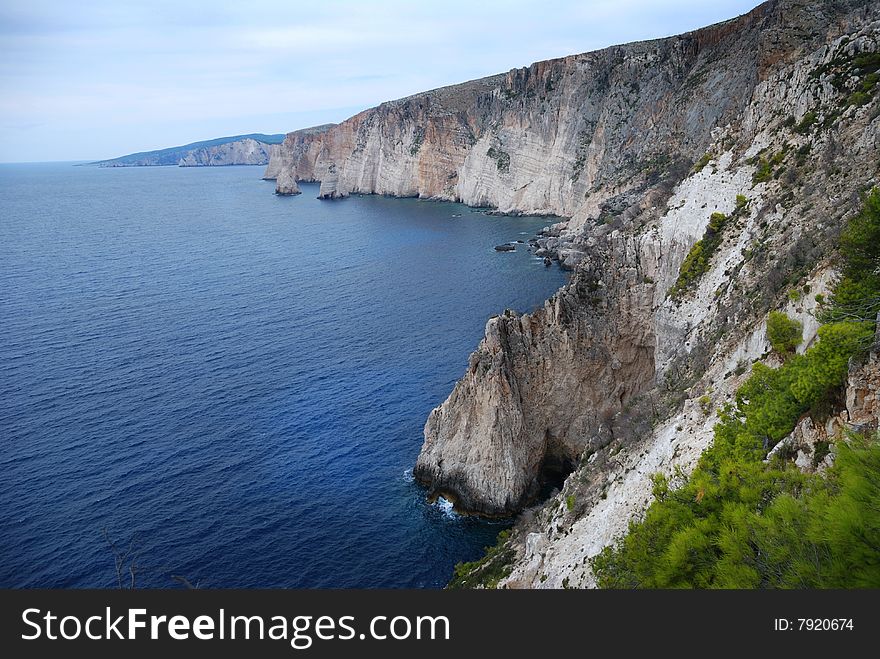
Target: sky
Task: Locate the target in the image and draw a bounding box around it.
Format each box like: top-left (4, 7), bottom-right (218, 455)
top-left (0, 0), bottom-right (763, 162)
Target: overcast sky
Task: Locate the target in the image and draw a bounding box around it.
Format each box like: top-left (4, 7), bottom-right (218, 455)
top-left (0, 0), bottom-right (762, 162)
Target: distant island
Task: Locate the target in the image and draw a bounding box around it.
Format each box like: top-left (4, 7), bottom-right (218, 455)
top-left (90, 133), bottom-right (286, 168)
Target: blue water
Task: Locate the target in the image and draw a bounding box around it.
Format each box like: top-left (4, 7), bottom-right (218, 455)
top-left (0, 163), bottom-right (566, 588)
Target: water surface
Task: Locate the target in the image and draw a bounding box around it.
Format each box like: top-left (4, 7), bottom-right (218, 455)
top-left (0, 163), bottom-right (566, 588)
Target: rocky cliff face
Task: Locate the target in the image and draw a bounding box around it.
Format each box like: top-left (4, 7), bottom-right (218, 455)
top-left (178, 138), bottom-right (277, 167)
top-left (271, 0), bottom-right (879, 580)
top-left (262, 124), bottom-right (336, 195)
top-left (418, 0), bottom-right (878, 516)
top-left (495, 331), bottom-right (880, 589)
top-left (414, 237), bottom-right (656, 515)
top-left (485, 1), bottom-right (879, 586)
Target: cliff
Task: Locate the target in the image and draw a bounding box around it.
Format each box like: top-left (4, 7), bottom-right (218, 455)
top-left (460, 0), bottom-right (879, 586)
top-left (262, 124), bottom-right (336, 195)
top-left (177, 138), bottom-right (278, 167)
top-left (270, 0), bottom-right (880, 583)
top-left (93, 133), bottom-right (285, 167)
top-left (270, 23), bottom-right (758, 211)
top-left (415, 239), bottom-right (656, 515)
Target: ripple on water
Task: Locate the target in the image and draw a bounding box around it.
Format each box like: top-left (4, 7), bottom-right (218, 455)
top-left (0, 165), bottom-right (564, 588)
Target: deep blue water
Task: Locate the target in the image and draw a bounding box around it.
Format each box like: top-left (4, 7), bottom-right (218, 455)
top-left (0, 163), bottom-right (566, 588)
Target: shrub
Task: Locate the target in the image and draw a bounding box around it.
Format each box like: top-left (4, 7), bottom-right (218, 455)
top-left (566, 495), bottom-right (576, 512)
top-left (409, 128), bottom-right (425, 155)
top-left (824, 187), bottom-right (880, 323)
top-left (698, 395), bottom-right (712, 415)
top-left (752, 149), bottom-right (787, 184)
top-left (853, 52), bottom-right (880, 74)
top-left (693, 153), bottom-right (712, 173)
top-left (486, 146), bottom-right (511, 173)
top-left (591, 322), bottom-right (876, 588)
top-left (767, 311), bottom-right (803, 356)
top-left (449, 529), bottom-right (513, 588)
top-left (795, 143), bottom-right (812, 166)
top-left (847, 91), bottom-right (870, 107)
top-left (668, 212), bottom-right (729, 300)
top-left (651, 473), bottom-right (669, 501)
top-left (752, 158), bottom-right (773, 184)
top-left (793, 111), bottom-right (817, 134)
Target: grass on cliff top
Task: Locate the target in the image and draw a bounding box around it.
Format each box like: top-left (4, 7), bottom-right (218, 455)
top-left (592, 188), bottom-right (880, 588)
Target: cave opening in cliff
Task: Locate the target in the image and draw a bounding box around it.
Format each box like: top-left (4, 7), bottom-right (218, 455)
top-left (537, 439), bottom-right (576, 501)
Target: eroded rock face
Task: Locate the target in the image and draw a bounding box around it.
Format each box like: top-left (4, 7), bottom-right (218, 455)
top-left (497, 337), bottom-right (880, 589)
top-left (263, 124), bottom-right (336, 194)
top-left (490, 5), bottom-right (880, 585)
top-left (414, 236), bottom-right (656, 515)
top-left (275, 167), bottom-right (301, 196)
top-left (846, 325), bottom-right (880, 429)
top-left (767, 416), bottom-right (842, 473)
top-left (178, 138), bottom-right (277, 167)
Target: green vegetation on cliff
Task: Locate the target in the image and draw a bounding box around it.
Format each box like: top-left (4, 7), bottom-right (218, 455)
top-left (766, 311), bottom-right (803, 357)
top-left (823, 186), bottom-right (880, 324)
top-left (448, 529), bottom-right (514, 589)
top-left (668, 212), bottom-right (730, 301)
top-left (486, 146), bottom-right (511, 174)
top-left (592, 189), bottom-right (880, 588)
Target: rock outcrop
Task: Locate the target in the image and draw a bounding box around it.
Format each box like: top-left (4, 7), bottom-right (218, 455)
top-left (415, 0), bottom-right (878, 515)
top-left (414, 237), bottom-right (656, 515)
top-left (263, 124), bottom-right (336, 195)
top-left (493, 3), bottom-right (879, 587)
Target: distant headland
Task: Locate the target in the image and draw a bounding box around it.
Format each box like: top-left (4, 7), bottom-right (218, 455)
top-left (89, 133), bottom-right (286, 168)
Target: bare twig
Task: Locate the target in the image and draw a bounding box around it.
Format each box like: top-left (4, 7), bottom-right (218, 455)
top-left (104, 527), bottom-right (198, 588)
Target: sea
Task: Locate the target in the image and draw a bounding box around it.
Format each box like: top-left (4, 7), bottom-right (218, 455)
top-left (0, 163), bottom-right (567, 588)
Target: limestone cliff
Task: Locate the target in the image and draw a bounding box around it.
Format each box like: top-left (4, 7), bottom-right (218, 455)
top-left (262, 123), bottom-right (336, 195)
top-left (94, 133), bottom-right (285, 167)
top-left (476, 2), bottom-right (879, 587)
top-left (270, 0), bottom-right (879, 582)
top-left (414, 238), bottom-right (656, 515)
top-left (178, 138), bottom-right (277, 167)
top-left (272, 9), bottom-right (773, 212)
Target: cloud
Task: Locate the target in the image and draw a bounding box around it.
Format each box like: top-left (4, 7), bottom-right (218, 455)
top-left (236, 25), bottom-right (427, 52)
top-left (0, 0), bottom-right (762, 161)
